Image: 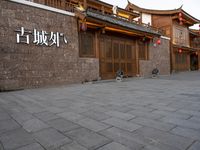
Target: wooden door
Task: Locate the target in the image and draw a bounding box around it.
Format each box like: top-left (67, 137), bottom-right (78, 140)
top-left (99, 35), bottom-right (136, 79)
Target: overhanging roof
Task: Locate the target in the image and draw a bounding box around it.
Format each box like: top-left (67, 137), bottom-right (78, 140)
top-left (126, 2), bottom-right (200, 24)
top-left (85, 9), bottom-right (161, 36)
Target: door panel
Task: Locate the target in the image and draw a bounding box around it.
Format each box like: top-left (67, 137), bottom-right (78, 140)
top-left (99, 35), bottom-right (137, 79)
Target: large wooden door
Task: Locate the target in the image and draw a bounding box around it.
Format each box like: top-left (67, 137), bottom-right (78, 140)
top-left (99, 36), bottom-right (136, 79)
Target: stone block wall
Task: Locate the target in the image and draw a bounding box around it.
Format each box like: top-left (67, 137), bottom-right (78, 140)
top-left (139, 37), bottom-right (170, 77)
top-left (0, 0), bottom-right (99, 91)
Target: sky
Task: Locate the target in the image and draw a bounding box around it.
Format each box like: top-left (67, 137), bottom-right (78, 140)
top-left (100, 0), bottom-right (200, 29)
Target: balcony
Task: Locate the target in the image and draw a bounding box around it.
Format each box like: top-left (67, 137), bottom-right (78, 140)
top-left (33, 0), bottom-right (77, 12)
top-left (32, 0), bottom-right (165, 36)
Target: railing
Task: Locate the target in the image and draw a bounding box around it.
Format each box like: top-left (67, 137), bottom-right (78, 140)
top-left (88, 8), bottom-right (165, 35)
top-left (34, 0), bottom-right (76, 12)
top-left (190, 40), bottom-right (200, 49)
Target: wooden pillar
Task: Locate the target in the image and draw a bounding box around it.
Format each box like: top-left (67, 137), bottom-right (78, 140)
top-left (95, 31), bottom-right (99, 58)
top-left (61, 0), bottom-right (65, 10)
top-left (198, 51), bottom-right (200, 70)
top-left (135, 40), bottom-right (139, 75)
top-left (83, 0), bottom-right (87, 10)
top-left (35, 0), bottom-right (45, 4)
top-left (101, 6), bottom-right (105, 14)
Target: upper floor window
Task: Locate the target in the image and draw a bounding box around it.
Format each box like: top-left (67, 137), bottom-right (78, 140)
top-left (173, 25), bottom-right (189, 47)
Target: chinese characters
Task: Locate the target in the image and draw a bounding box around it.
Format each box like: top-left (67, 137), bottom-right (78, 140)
top-left (15, 27), bottom-right (68, 47)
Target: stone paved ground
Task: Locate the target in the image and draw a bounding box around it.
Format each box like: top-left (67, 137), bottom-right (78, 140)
top-left (0, 71), bottom-right (200, 150)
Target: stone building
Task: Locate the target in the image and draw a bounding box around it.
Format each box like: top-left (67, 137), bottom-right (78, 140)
top-left (0, 0), bottom-right (170, 91)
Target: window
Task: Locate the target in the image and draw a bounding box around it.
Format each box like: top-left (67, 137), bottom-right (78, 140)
top-left (138, 41), bottom-right (148, 60)
top-left (79, 31), bottom-right (95, 57)
top-left (173, 25), bottom-right (189, 47)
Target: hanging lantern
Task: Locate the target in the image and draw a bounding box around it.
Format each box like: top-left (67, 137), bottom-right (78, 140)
top-left (179, 21), bottom-right (183, 25)
top-left (179, 12), bottom-right (183, 25)
top-left (81, 22), bottom-right (87, 31)
top-left (178, 48), bottom-right (182, 53)
top-left (156, 39), bottom-right (161, 45)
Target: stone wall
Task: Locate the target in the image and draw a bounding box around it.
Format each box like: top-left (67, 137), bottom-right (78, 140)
top-left (139, 37), bottom-right (170, 77)
top-left (0, 0), bottom-right (99, 91)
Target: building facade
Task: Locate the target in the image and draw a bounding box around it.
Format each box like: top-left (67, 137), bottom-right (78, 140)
top-left (126, 2), bottom-right (200, 72)
top-left (0, 0), bottom-right (170, 91)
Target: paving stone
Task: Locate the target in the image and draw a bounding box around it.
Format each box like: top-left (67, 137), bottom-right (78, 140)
top-left (45, 107), bottom-right (65, 114)
top-left (0, 112), bottom-right (10, 121)
top-left (188, 141), bottom-right (200, 150)
top-left (188, 116), bottom-right (200, 123)
top-left (1, 71), bottom-right (200, 150)
top-left (57, 111), bottom-right (85, 123)
top-left (82, 110), bottom-right (111, 121)
top-left (16, 143), bottom-right (44, 150)
top-left (152, 110), bottom-right (191, 120)
top-left (25, 106), bottom-right (45, 114)
top-left (141, 144), bottom-right (179, 150)
top-left (99, 127), bottom-right (144, 150)
top-left (177, 109), bottom-right (200, 117)
top-left (11, 112), bottom-right (35, 125)
top-left (0, 128), bottom-right (35, 150)
top-left (104, 104), bottom-right (132, 113)
top-left (128, 110), bottom-right (163, 120)
top-left (47, 118), bottom-right (80, 132)
top-left (103, 127), bottom-right (180, 150)
top-left (34, 111), bottom-right (59, 122)
top-left (22, 118), bottom-right (49, 133)
top-left (171, 126), bottom-right (200, 140)
top-left (149, 105), bottom-right (177, 112)
top-left (61, 141), bottom-right (88, 150)
top-left (105, 111), bottom-right (135, 121)
top-left (133, 127), bottom-right (193, 150)
top-left (97, 142), bottom-right (131, 150)
top-left (77, 118), bottom-right (111, 132)
top-left (33, 128), bottom-right (72, 149)
top-left (130, 117), bottom-right (175, 131)
top-left (66, 127), bottom-right (111, 150)
top-left (0, 119), bottom-right (21, 135)
top-left (161, 117), bottom-right (200, 130)
top-left (182, 103), bottom-right (200, 111)
top-left (126, 104), bottom-right (155, 112)
top-left (102, 118), bottom-right (142, 132)
top-left (0, 141), bottom-right (4, 150)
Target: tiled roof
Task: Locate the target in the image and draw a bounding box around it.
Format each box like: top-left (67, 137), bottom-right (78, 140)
top-left (86, 10), bottom-right (161, 36)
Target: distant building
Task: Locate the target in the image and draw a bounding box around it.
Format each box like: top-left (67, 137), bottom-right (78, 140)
top-left (126, 2), bottom-right (200, 72)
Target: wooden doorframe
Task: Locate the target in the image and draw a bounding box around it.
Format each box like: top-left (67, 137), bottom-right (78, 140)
top-left (99, 34), bottom-right (137, 79)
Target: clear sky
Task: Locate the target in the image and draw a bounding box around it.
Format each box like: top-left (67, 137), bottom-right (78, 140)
top-left (100, 0), bottom-right (200, 29)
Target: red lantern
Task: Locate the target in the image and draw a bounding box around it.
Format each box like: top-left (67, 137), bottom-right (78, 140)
top-left (156, 39), bottom-right (161, 45)
top-left (81, 22), bottom-right (87, 31)
top-left (178, 49), bottom-right (182, 53)
top-left (179, 12), bottom-right (183, 25)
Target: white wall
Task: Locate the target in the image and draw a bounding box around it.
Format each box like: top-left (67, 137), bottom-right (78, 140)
top-left (142, 13), bottom-right (152, 25)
